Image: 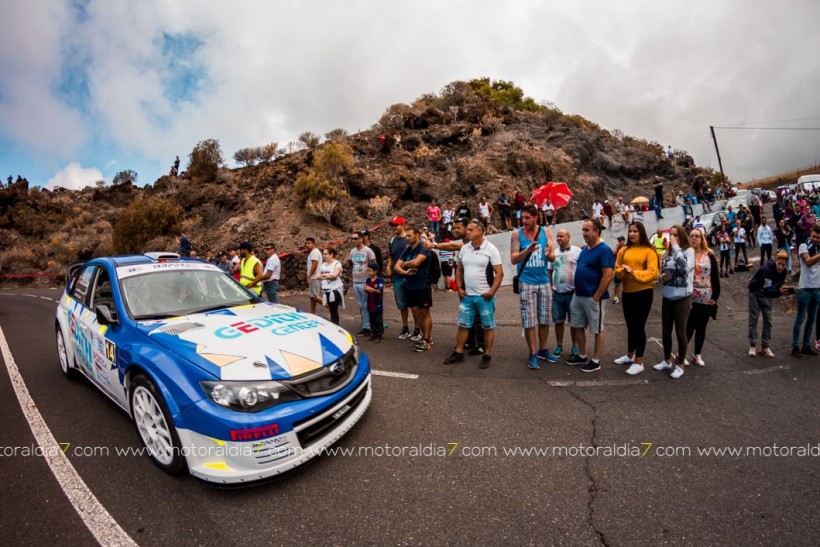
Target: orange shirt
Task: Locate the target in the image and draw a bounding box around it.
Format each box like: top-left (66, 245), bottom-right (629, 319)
top-left (615, 245), bottom-right (659, 292)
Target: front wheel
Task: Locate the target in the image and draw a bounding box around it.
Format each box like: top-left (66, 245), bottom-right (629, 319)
top-left (56, 328), bottom-right (79, 380)
top-left (129, 375), bottom-right (186, 475)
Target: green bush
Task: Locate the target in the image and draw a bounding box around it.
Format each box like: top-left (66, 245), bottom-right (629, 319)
top-left (187, 139), bottom-right (224, 181)
top-left (113, 197), bottom-right (183, 254)
top-left (294, 142), bottom-right (353, 202)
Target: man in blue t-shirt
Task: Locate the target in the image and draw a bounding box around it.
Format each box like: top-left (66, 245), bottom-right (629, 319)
top-left (567, 219), bottom-right (614, 373)
top-left (395, 227), bottom-right (434, 352)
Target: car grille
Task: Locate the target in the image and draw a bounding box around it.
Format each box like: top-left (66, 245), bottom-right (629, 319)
top-left (151, 322), bottom-right (205, 336)
top-left (294, 383), bottom-right (369, 449)
top-left (281, 349), bottom-right (357, 397)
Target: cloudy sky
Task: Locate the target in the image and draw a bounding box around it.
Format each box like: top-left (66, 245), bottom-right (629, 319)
top-left (1, 0), bottom-right (819, 190)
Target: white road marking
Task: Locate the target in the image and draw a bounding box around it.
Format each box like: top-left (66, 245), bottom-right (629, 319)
top-left (743, 364), bottom-right (793, 375)
top-left (647, 337), bottom-right (664, 349)
top-left (22, 294), bottom-right (38, 298)
top-left (0, 325), bottom-right (137, 546)
top-left (548, 379), bottom-right (648, 387)
top-left (371, 370), bottom-right (419, 380)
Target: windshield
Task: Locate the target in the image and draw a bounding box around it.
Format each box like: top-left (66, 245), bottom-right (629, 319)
top-left (121, 268), bottom-right (257, 320)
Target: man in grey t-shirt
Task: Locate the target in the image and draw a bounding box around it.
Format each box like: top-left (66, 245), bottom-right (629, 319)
top-left (349, 231), bottom-right (377, 336)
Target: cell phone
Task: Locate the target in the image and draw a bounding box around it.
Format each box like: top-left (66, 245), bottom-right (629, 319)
top-left (787, 286), bottom-right (796, 294)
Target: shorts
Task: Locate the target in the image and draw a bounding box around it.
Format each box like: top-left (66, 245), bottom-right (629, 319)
top-left (406, 286), bottom-right (433, 309)
top-left (515, 209), bottom-right (522, 219)
top-left (441, 262), bottom-right (453, 277)
top-left (393, 276), bottom-right (408, 309)
top-left (569, 295), bottom-right (606, 334)
top-left (309, 279), bottom-right (322, 299)
top-left (519, 282), bottom-right (552, 329)
top-left (552, 291), bottom-right (574, 324)
top-left (458, 295), bottom-right (496, 329)
top-left (500, 208), bottom-right (511, 219)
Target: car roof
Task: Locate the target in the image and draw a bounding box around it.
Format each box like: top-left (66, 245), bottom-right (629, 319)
top-left (83, 253), bottom-right (193, 268)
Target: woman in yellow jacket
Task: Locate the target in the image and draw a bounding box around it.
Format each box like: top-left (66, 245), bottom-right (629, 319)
top-left (613, 221), bottom-right (659, 375)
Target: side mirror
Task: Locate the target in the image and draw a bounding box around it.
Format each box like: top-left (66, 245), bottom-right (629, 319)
top-left (95, 304), bottom-right (119, 325)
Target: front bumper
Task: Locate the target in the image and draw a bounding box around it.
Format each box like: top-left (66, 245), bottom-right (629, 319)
top-left (177, 374), bottom-right (371, 484)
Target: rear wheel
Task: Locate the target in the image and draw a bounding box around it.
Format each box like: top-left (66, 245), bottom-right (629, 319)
top-left (129, 375), bottom-right (186, 475)
top-left (56, 328), bottom-right (79, 380)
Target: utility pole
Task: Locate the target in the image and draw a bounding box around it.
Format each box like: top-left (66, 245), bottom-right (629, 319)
top-left (710, 126), bottom-right (726, 186)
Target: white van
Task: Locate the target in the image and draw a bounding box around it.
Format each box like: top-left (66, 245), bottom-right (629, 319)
top-left (797, 174), bottom-right (820, 193)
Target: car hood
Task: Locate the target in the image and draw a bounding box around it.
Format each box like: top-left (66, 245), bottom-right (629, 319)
top-left (134, 302), bottom-right (356, 381)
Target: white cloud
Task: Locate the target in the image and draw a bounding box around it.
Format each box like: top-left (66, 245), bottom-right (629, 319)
top-left (46, 163), bottom-right (103, 191)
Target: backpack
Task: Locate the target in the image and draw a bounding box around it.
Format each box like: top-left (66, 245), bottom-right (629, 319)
top-left (428, 251), bottom-right (442, 286)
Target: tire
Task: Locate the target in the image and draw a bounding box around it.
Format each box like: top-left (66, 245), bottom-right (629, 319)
top-left (129, 375), bottom-right (187, 475)
top-left (56, 328), bottom-right (80, 380)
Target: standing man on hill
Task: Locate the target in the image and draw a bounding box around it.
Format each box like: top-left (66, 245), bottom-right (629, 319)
top-left (305, 237), bottom-right (323, 314)
top-left (510, 205), bottom-right (555, 370)
top-left (427, 200), bottom-right (442, 240)
top-left (653, 177), bottom-right (664, 219)
top-left (349, 232), bottom-right (377, 336)
top-left (178, 231), bottom-right (191, 257)
top-left (386, 216), bottom-right (417, 340)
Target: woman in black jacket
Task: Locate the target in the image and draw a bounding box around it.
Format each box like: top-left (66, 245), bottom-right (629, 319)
top-left (685, 229), bottom-right (721, 366)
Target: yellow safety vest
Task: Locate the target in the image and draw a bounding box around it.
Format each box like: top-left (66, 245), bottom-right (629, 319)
top-left (240, 255), bottom-right (262, 295)
top-left (652, 235), bottom-right (667, 256)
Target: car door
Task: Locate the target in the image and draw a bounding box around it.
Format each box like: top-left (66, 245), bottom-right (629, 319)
top-left (83, 266), bottom-right (129, 409)
top-left (66, 265), bottom-right (97, 381)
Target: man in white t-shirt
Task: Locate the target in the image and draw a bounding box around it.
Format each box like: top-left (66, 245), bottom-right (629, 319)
top-left (442, 219), bottom-right (503, 369)
top-left (305, 237), bottom-right (323, 314)
top-left (592, 200), bottom-right (605, 227)
top-left (261, 242), bottom-right (281, 304)
top-left (348, 231), bottom-right (377, 336)
top-left (792, 226), bottom-right (820, 357)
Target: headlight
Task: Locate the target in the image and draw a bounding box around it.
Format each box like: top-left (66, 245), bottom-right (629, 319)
top-left (200, 380), bottom-right (301, 412)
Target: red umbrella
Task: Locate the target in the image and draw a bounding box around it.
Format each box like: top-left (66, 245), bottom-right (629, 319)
top-left (531, 182), bottom-right (573, 209)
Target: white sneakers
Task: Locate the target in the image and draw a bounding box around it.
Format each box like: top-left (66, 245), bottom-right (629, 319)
top-left (653, 359), bottom-right (673, 371)
top-left (760, 347), bottom-right (775, 358)
top-left (692, 354), bottom-right (705, 367)
top-left (614, 355), bottom-right (634, 365)
top-left (625, 363), bottom-right (644, 375)
top-left (748, 347), bottom-right (757, 357)
top-left (670, 365), bottom-right (684, 379)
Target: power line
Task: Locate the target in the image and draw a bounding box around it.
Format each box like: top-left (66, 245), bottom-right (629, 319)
top-left (711, 126), bottom-right (820, 131)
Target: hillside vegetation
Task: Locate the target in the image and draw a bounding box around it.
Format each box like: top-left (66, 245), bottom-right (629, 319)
top-left (0, 78), bottom-right (720, 287)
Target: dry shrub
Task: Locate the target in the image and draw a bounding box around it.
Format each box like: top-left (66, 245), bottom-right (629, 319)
top-left (113, 197), bottom-right (182, 254)
top-left (305, 198), bottom-right (338, 224)
top-left (0, 247), bottom-right (37, 273)
top-left (368, 195), bottom-right (393, 219)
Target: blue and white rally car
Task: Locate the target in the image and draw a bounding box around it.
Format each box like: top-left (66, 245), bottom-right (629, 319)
top-left (55, 253), bottom-right (372, 484)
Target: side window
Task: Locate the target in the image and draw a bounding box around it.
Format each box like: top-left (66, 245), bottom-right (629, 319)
top-left (90, 269), bottom-right (114, 309)
top-left (70, 266), bottom-right (97, 306)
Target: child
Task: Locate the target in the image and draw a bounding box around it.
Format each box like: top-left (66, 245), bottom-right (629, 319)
top-left (364, 261), bottom-right (384, 342)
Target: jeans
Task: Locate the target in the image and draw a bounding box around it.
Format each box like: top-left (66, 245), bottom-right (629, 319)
top-left (262, 280), bottom-right (279, 303)
top-left (622, 289), bottom-right (653, 358)
top-left (793, 288), bottom-right (820, 349)
top-left (662, 296), bottom-right (692, 361)
top-left (748, 292), bottom-right (773, 346)
top-left (353, 281), bottom-right (370, 330)
top-left (428, 221), bottom-right (440, 238)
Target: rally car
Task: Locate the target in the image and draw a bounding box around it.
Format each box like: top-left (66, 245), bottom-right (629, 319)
top-left (55, 253), bottom-right (372, 484)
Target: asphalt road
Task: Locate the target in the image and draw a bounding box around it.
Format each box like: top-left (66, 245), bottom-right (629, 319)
top-left (1, 273), bottom-right (819, 545)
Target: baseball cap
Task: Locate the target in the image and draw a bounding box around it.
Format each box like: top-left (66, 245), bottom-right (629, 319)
top-left (359, 229), bottom-right (370, 237)
top-left (617, 236), bottom-right (625, 241)
top-left (389, 216), bottom-right (406, 226)
top-left (367, 261), bottom-right (380, 271)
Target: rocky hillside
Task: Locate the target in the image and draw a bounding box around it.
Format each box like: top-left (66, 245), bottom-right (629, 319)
top-left (0, 79), bottom-right (716, 288)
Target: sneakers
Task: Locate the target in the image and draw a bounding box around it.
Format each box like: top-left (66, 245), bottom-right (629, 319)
top-left (653, 359), bottom-right (673, 371)
top-left (528, 354), bottom-right (540, 370)
top-left (355, 329), bottom-right (371, 337)
top-left (566, 355), bottom-right (588, 366)
top-left (801, 346), bottom-right (818, 356)
top-left (570, 346), bottom-right (580, 357)
top-left (613, 354), bottom-right (634, 365)
top-left (467, 346), bottom-right (485, 356)
top-left (791, 347), bottom-right (803, 358)
top-left (553, 344), bottom-right (563, 357)
top-left (443, 351), bottom-right (464, 364)
top-left (692, 354), bottom-right (705, 367)
top-left (479, 355), bottom-right (492, 369)
top-left (580, 360), bottom-right (601, 373)
top-left (413, 339), bottom-right (432, 352)
top-left (625, 363), bottom-right (644, 375)
top-left (369, 335), bottom-right (384, 343)
top-left (670, 365), bottom-right (684, 379)
top-left (612, 296), bottom-right (620, 304)
top-left (536, 348), bottom-right (556, 362)
top-left (760, 347), bottom-right (775, 358)
top-left (748, 347), bottom-right (757, 357)
top-left (397, 327), bottom-right (411, 340)
top-left (410, 329), bottom-right (422, 342)
top-left (815, 340), bottom-right (820, 352)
